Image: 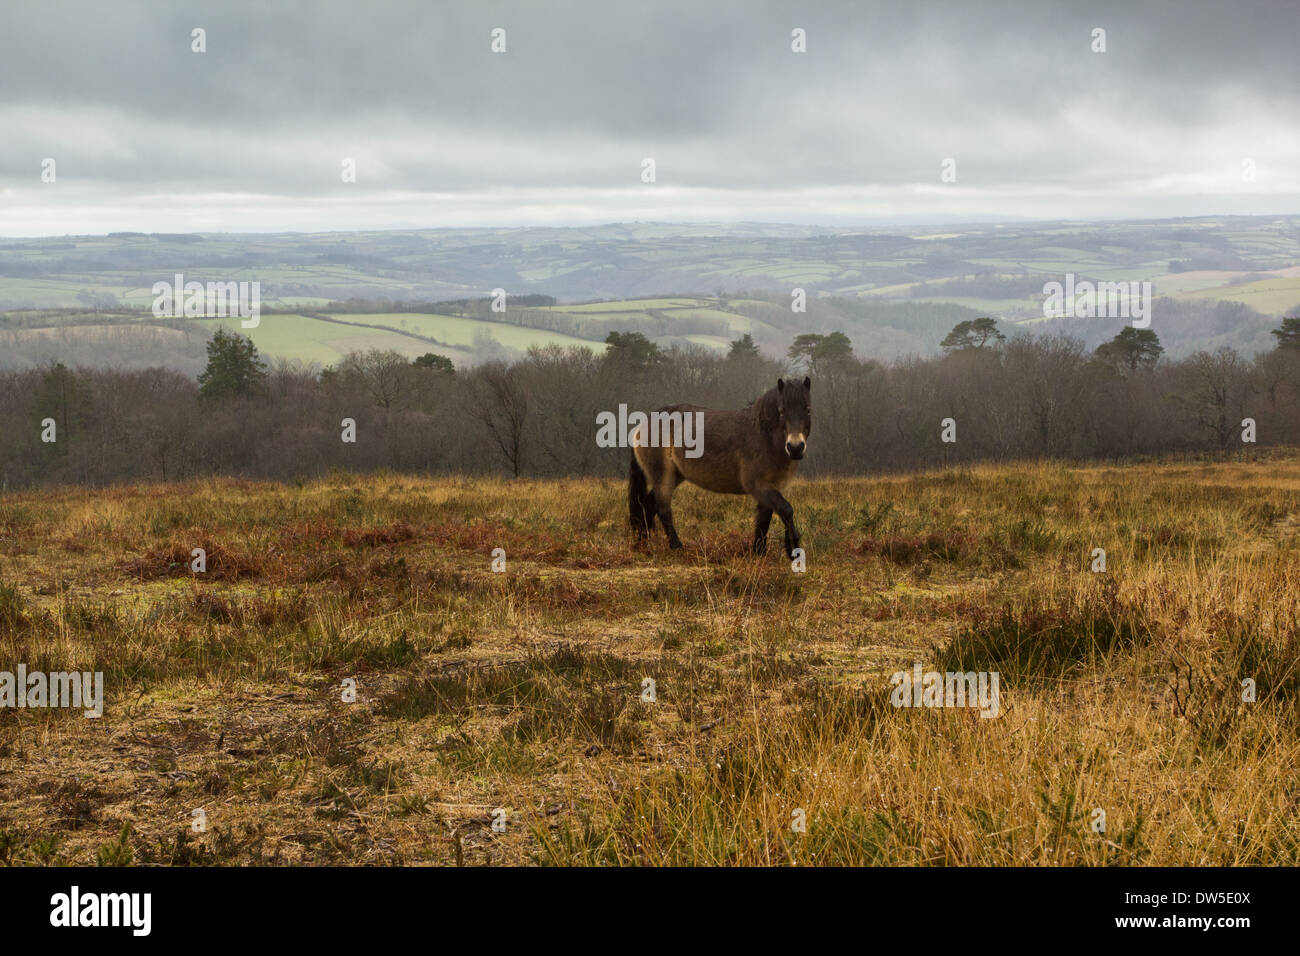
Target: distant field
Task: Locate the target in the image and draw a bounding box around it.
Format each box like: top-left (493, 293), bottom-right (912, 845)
top-left (681, 334), bottom-right (732, 350)
top-left (0, 277), bottom-right (134, 306)
top-left (194, 314), bottom-right (450, 366)
top-left (1171, 274), bottom-right (1300, 315)
top-left (192, 311), bottom-right (613, 366)
top-left (538, 298), bottom-right (703, 312)
top-left (1156, 271), bottom-right (1247, 294)
top-left (863, 264), bottom-right (1300, 321)
top-left (908, 295), bottom-right (1038, 314)
top-left (360, 313), bottom-right (604, 352)
top-left (536, 299), bottom-right (771, 334)
top-left (2, 298), bottom-right (767, 370)
top-left (2, 457), bottom-right (1298, 865)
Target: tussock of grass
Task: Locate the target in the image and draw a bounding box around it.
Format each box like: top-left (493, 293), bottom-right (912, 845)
top-left (937, 578), bottom-right (1150, 683)
top-left (0, 579), bottom-right (27, 630)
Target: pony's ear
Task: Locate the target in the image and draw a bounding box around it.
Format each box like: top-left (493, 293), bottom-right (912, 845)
top-left (777, 378), bottom-right (785, 393)
top-left (803, 376), bottom-right (811, 391)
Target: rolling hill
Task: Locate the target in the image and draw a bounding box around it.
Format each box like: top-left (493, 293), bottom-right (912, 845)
top-left (3, 216), bottom-right (1299, 370)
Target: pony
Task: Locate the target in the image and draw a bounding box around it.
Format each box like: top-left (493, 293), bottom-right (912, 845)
top-left (628, 377), bottom-right (811, 557)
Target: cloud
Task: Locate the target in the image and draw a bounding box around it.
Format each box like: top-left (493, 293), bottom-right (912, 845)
top-left (2, 0), bottom-right (1299, 234)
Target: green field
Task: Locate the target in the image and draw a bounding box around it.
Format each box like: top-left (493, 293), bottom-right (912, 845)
top-left (353, 313), bottom-right (606, 353)
top-left (195, 312), bottom-right (610, 367)
top-left (194, 315), bottom-right (448, 366)
top-left (537, 298), bottom-right (703, 313)
top-left (1171, 274), bottom-right (1300, 316)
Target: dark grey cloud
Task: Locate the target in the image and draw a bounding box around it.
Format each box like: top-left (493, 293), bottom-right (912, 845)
top-left (1, 0), bottom-right (1298, 233)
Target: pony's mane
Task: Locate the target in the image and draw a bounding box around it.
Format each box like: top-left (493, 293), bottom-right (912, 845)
top-left (750, 386), bottom-right (781, 432)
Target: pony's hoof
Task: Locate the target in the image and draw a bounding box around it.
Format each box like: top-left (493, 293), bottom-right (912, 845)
top-left (669, 540), bottom-right (684, 550)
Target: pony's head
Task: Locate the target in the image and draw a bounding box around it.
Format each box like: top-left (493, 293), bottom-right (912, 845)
top-left (756, 377), bottom-right (811, 460)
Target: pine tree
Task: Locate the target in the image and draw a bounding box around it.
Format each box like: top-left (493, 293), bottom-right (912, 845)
top-left (1270, 316), bottom-right (1300, 350)
top-left (940, 318), bottom-right (1004, 352)
top-left (1095, 327), bottom-right (1164, 372)
top-left (197, 328), bottom-right (268, 400)
top-left (727, 333), bottom-right (760, 360)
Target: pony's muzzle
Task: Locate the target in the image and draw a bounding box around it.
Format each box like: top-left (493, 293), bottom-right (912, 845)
top-left (785, 439), bottom-right (806, 460)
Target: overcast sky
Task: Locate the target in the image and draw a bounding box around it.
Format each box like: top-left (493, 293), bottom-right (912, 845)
top-left (2, 0), bottom-right (1298, 236)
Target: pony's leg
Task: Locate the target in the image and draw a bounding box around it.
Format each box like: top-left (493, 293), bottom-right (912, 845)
top-left (629, 452), bottom-right (657, 541)
top-left (654, 476), bottom-right (684, 549)
top-left (760, 489), bottom-right (800, 558)
top-left (752, 504), bottom-right (773, 554)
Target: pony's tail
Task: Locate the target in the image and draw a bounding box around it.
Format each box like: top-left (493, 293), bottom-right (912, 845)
top-left (629, 452), bottom-right (656, 538)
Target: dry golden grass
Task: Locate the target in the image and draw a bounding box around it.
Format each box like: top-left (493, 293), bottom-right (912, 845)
top-left (1, 455), bottom-right (1298, 865)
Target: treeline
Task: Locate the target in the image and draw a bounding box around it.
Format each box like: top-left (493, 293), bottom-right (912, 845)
top-left (0, 323), bottom-right (209, 379)
top-left (3, 319), bottom-right (1300, 491)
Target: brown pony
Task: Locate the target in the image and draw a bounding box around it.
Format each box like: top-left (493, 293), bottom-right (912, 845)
top-left (629, 377), bottom-right (811, 557)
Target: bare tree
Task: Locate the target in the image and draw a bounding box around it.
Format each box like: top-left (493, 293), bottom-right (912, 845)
top-left (1173, 348), bottom-right (1252, 448)
top-left (469, 362), bottom-right (530, 477)
top-left (335, 349), bottom-right (412, 410)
